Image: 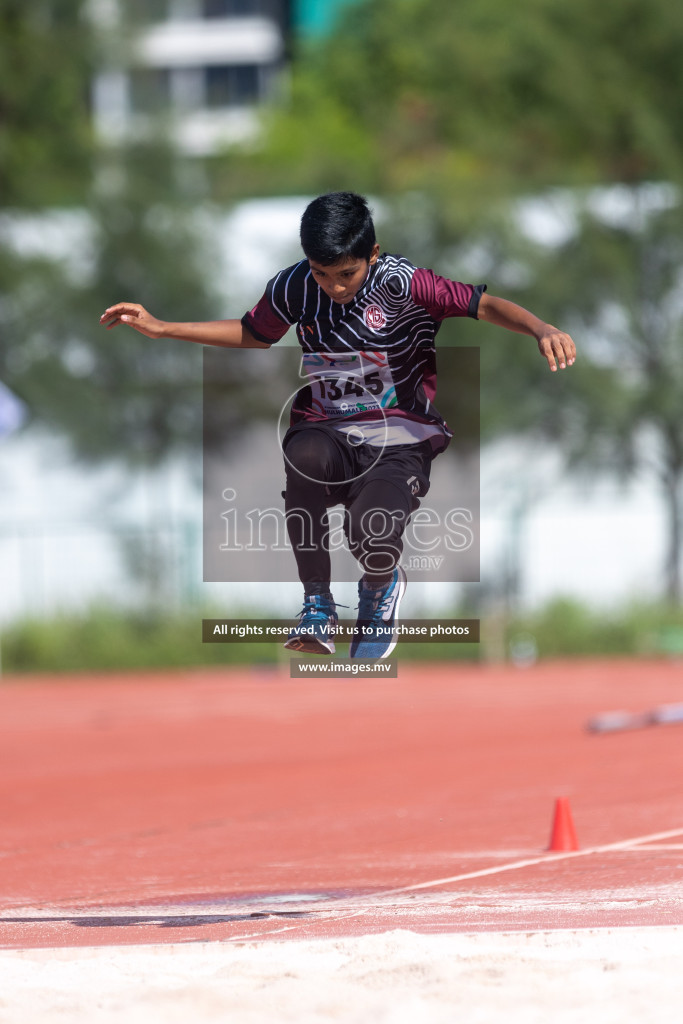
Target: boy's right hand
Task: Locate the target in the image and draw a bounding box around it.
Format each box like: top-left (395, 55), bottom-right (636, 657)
top-left (100, 302), bottom-right (166, 339)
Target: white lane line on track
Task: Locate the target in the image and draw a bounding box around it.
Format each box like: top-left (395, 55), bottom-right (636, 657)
top-left (613, 844), bottom-right (683, 851)
top-left (6, 829), bottom-right (682, 932)
top-left (371, 826), bottom-right (683, 899)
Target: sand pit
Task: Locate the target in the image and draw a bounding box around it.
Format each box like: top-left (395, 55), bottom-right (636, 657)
top-left (2, 926), bottom-right (683, 1023)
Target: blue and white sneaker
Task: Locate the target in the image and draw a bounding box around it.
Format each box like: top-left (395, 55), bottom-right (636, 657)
top-left (349, 566), bottom-right (407, 659)
top-left (284, 593), bottom-right (338, 655)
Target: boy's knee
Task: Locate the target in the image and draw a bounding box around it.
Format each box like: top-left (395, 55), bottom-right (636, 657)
top-left (284, 434), bottom-right (335, 484)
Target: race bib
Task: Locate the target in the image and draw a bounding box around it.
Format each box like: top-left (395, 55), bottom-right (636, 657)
top-left (300, 350), bottom-right (398, 419)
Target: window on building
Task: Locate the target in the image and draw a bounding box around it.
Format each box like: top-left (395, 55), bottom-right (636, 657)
top-left (203, 1), bottom-right (254, 16)
top-left (202, 0), bottom-right (282, 18)
top-left (204, 64), bottom-right (261, 107)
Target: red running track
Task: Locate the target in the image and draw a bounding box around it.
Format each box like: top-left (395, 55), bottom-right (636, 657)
top-left (1, 658), bottom-right (682, 949)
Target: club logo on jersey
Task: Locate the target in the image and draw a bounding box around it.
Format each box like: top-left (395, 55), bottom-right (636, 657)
top-left (364, 304), bottom-right (386, 331)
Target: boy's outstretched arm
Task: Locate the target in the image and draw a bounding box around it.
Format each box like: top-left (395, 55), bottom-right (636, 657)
top-left (99, 302), bottom-right (271, 349)
top-left (477, 293), bottom-right (576, 372)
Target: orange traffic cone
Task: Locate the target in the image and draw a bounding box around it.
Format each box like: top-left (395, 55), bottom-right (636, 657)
top-left (547, 797), bottom-right (579, 851)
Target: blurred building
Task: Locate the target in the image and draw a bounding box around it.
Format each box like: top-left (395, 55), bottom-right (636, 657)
top-left (91, 0), bottom-right (355, 156)
top-left (92, 0), bottom-right (289, 156)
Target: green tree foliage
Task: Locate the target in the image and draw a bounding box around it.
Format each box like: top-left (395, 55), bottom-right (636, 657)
top-left (214, 0), bottom-right (683, 203)
top-left (0, 3), bottom-right (239, 467)
top-left (0, 140), bottom-right (273, 466)
top-left (517, 192), bottom-right (683, 600)
top-left (0, 0), bottom-right (94, 207)
top-left (0, 0), bottom-right (95, 448)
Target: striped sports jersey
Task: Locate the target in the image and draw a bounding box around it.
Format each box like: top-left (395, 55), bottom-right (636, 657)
top-left (242, 253), bottom-right (485, 452)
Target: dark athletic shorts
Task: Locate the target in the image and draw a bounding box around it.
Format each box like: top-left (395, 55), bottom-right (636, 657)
top-left (282, 421), bottom-right (434, 510)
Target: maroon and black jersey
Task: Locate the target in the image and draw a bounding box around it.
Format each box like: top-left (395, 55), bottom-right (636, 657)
top-left (242, 253), bottom-right (485, 453)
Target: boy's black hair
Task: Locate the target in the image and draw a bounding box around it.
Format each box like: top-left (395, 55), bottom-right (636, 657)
top-left (300, 191), bottom-right (376, 265)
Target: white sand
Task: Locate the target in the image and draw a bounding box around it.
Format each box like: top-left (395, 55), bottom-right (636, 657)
top-left (1, 927), bottom-right (683, 1024)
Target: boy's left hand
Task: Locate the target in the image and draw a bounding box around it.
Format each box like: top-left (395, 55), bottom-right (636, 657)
top-left (536, 326), bottom-right (576, 372)
top-left (476, 294), bottom-right (576, 372)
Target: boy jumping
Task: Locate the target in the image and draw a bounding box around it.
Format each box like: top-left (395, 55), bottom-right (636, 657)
top-left (101, 191), bottom-right (575, 659)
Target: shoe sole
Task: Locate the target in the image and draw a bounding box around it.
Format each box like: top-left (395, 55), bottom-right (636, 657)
top-left (283, 635), bottom-right (336, 656)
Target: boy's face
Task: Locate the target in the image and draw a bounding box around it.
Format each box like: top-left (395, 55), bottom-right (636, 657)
top-left (308, 244), bottom-right (380, 304)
